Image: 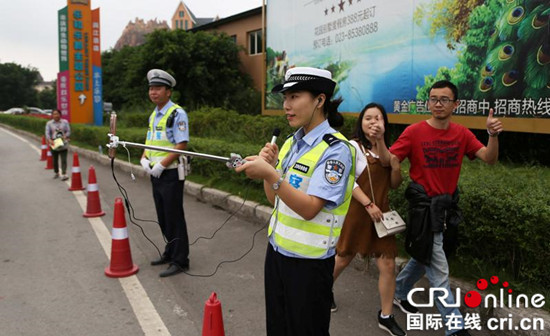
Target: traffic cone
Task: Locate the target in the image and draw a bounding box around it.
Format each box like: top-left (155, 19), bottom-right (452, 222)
top-left (105, 198), bottom-right (139, 278)
top-left (83, 165), bottom-right (105, 217)
top-left (40, 136), bottom-right (47, 161)
top-left (202, 292), bottom-right (225, 336)
top-left (45, 149), bottom-right (53, 170)
top-left (68, 152), bottom-right (85, 191)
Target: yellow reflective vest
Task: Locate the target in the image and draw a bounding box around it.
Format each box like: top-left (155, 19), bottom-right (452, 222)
top-left (269, 132), bottom-right (356, 258)
top-left (145, 104), bottom-right (181, 168)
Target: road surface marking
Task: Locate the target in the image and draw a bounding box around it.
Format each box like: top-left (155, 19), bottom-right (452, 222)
top-left (1, 126), bottom-right (172, 336)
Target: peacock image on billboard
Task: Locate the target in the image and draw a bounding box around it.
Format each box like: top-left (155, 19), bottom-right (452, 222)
top-left (264, 0), bottom-right (550, 126)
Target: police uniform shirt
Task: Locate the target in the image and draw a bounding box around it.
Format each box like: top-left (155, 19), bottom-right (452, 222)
top-left (149, 100), bottom-right (189, 144)
top-left (270, 119), bottom-right (353, 259)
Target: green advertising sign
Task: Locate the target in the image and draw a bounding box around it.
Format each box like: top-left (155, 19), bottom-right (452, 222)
top-left (58, 6), bottom-right (69, 72)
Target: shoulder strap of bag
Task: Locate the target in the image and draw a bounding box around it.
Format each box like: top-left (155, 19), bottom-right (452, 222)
top-left (359, 142), bottom-right (376, 206)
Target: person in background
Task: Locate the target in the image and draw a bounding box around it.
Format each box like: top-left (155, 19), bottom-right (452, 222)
top-left (45, 109), bottom-right (71, 181)
top-left (390, 80), bottom-right (503, 336)
top-left (236, 67), bottom-right (355, 336)
top-left (140, 69), bottom-right (190, 278)
top-left (332, 103), bottom-right (405, 336)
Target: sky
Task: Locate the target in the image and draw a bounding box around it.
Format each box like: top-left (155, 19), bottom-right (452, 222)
top-left (0, 0), bottom-right (262, 81)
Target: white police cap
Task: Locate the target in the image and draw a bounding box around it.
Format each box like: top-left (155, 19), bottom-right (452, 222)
top-left (147, 69), bottom-right (176, 88)
top-left (271, 67), bottom-right (336, 96)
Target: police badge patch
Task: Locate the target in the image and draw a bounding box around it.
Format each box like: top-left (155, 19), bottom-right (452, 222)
top-left (325, 160), bottom-right (345, 184)
top-left (178, 121), bottom-right (187, 131)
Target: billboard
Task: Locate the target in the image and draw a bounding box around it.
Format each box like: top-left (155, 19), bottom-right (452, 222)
top-left (264, 0), bottom-right (550, 133)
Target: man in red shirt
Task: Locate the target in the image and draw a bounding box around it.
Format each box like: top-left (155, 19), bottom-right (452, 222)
top-left (390, 80), bottom-right (503, 336)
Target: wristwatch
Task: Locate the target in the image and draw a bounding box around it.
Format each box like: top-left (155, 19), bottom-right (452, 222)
top-left (272, 176), bottom-right (284, 190)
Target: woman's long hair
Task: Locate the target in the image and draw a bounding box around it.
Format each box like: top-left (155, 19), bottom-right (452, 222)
top-left (310, 91), bottom-right (344, 128)
top-left (352, 102), bottom-right (390, 149)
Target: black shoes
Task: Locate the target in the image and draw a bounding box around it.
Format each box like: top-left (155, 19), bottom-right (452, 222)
top-left (378, 310), bottom-right (407, 336)
top-left (150, 256), bottom-right (171, 266)
top-left (159, 263), bottom-right (188, 278)
top-left (393, 298), bottom-right (419, 314)
top-left (330, 292), bottom-right (338, 313)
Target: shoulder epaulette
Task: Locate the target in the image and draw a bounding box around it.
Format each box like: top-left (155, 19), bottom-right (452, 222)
top-left (166, 110), bottom-right (176, 128)
top-left (323, 133), bottom-right (341, 146)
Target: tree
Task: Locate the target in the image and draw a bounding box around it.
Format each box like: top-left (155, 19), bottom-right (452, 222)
top-left (101, 29), bottom-right (259, 114)
top-left (37, 82), bottom-right (57, 109)
top-left (102, 45), bottom-right (147, 109)
top-left (0, 62), bottom-right (40, 110)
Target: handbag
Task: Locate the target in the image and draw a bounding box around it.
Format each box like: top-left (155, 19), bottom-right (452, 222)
top-left (361, 143), bottom-right (406, 238)
top-left (51, 137), bottom-right (65, 150)
top-left (374, 210), bottom-right (407, 238)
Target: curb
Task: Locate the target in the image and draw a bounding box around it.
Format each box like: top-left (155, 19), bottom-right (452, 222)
top-left (5, 125), bottom-right (550, 335)
top-left (3, 125), bottom-right (273, 225)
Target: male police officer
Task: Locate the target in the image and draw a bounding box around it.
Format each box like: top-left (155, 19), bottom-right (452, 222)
top-left (140, 69), bottom-right (190, 277)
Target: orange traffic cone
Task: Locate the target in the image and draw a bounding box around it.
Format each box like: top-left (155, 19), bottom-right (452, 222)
top-left (202, 292), bottom-right (225, 336)
top-left (40, 136), bottom-right (47, 161)
top-left (83, 165), bottom-right (105, 217)
top-left (105, 198), bottom-right (139, 278)
top-left (68, 152), bottom-right (85, 191)
top-left (45, 149), bottom-right (53, 170)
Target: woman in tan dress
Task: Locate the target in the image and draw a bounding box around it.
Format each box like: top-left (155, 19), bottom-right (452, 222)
top-left (332, 103), bottom-right (405, 336)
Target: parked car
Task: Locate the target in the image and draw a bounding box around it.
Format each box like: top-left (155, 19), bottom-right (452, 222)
top-left (3, 107), bottom-right (25, 115)
top-left (27, 107), bottom-right (46, 115)
top-left (42, 109), bottom-right (53, 116)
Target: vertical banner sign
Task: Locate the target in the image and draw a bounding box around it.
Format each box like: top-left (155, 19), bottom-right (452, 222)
top-left (57, 7), bottom-right (71, 120)
top-left (91, 8), bottom-right (103, 126)
top-left (68, 0), bottom-right (93, 124)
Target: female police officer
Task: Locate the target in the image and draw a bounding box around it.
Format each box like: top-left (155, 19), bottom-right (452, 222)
top-left (236, 67), bottom-right (355, 336)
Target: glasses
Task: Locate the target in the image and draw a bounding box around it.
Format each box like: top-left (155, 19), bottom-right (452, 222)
top-left (428, 97), bottom-right (456, 106)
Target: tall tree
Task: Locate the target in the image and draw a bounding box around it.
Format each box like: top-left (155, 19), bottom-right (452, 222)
top-left (102, 29), bottom-right (258, 114)
top-left (0, 62), bottom-right (40, 110)
top-left (37, 82), bottom-right (57, 109)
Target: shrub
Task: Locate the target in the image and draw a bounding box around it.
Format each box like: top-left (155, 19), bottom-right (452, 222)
top-left (2, 109), bottom-right (549, 290)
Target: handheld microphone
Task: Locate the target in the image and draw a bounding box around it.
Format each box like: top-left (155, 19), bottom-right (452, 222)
top-left (270, 128), bottom-right (281, 145)
top-left (108, 111), bottom-right (117, 159)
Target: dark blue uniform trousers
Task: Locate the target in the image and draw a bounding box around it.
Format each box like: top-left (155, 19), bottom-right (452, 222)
top-left (151, 168), bottom-right (189, 267)
top-left (265, 243), bottom-right (334, 336)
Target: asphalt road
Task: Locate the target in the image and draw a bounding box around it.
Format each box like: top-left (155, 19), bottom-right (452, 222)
top-left (0, 126), bottom-right (469, 336)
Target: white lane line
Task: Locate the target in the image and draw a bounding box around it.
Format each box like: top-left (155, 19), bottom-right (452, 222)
top-left (0, 127), bottom-right (41, 155)
top-left (71, 189), bottom-right (171, 335)
top-left (1, 127), bottom-right (171, 336)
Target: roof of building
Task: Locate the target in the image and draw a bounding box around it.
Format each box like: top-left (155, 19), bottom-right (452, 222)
top-left (173, 1), bottom-right (215, 28)
top-left (189, 6), bottom-right (262, 32)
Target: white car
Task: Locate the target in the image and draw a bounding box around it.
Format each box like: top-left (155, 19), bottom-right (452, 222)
top-left (3, 107), bottom-right (25, 115)
top-left (27, 107), bottom-right (45, 114)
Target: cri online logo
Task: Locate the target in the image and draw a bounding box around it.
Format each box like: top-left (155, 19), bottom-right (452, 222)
top-left (408, 275), bottom-right (546, 309)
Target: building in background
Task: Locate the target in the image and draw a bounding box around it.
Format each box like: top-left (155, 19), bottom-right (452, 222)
top-left (190, 7), bottom-right (263, 90)
top-left (115, 1), bottom-right (216, 50)
top-left (171, 1), bottom-right (215, 31)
